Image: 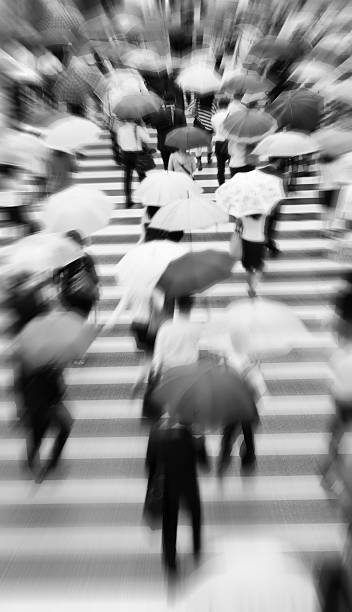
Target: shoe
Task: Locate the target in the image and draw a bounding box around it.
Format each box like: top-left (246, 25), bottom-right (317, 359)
top-left (126, 200), bottom-right (134, 209)
top-left (248, 287), bottom-right (257, 299)
top-left (35, 463), bottom-right (54, 484)
top-left (207, 154), bottom-right (212, 164)
top-left (240, 453), bottom-right (257, 475)
top-left (196, 158), bottom-right (203, 171)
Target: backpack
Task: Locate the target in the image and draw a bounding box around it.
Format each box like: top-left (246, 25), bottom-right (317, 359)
top-left (63, 258), bottom-right (98, 304)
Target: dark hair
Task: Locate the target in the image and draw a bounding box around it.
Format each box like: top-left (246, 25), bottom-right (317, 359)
top-left (177, 295), bottom-right (194, 313)
top-left (0, 164), bottom-right (19, 177)
top-left (217, 97), bottom-right (230, 109)
top-left (65, 230), bottom-right (84, 247)
top-left (146, 206), bottom-right (159, 220)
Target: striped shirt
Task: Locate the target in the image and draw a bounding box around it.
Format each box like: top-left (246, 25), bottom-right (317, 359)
top-left (194, 98), bottom-right (218, 132)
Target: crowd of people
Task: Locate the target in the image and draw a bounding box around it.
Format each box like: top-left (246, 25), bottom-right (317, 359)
top-left (0, 0), bottom-right (352, 609)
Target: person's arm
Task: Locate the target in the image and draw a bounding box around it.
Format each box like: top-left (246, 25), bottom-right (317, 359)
top-left (138, 125), bottom-right (152, 148)
top-left (168, 154), bottom-right (175, 172)
top-left (151, 325), bottom-right (167, 376)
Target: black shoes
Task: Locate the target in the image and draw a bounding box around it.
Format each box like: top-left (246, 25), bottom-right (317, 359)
top-left (126, 200), bottom-right (134, 209)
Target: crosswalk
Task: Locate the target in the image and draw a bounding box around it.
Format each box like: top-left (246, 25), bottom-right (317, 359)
top-left (0, 126), bottom-right (349, 606)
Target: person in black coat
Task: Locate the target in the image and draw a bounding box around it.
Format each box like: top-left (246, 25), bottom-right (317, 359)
top-left (145, 419), bottom-right (202, 578)
top-left (15, 361), bottom-right (73, 482)
top-left (147, 93), bottom-right (186, 170)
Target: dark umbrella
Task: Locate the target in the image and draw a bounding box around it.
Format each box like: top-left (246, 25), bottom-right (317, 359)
top-left (165, 126), bottom-right (211, 149)
top-left (152, 362), bottom-right (257, 428)
top-left (270, 88), bottom-right (323, 133)
top-left (156, 250), bottom-right (234, 298)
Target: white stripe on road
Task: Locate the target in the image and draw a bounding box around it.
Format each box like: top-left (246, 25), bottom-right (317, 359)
top-left (0, 475), bottom-right (335, 505)
top-left (0, 433), bottom-right (350, 460)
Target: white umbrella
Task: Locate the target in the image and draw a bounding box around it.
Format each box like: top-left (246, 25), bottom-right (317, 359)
top-left (134, 170), bottom-right (202, 207)
top-left (216, 169), bottom-right (285, 217)
top-left (114, 240), bottom-right (186, 292)
top-left (149, 195), bottom-right (228, 232)
top-left (0, 130), bottom-right (48, 175)
top-left (176, 64), bottom-right (221, 93)
top-left (1, 233), bottom-right (83, 275)
top-left (42, 186), bottom-right (113, 237)
top-left (121, 48), bottom-right (166, 72)
top-left (226, 298), bottom-right (312, 357)
top-left (253, 132), bottom-right (320, 158)
top-left (44, 117), bottom-right (102, 154)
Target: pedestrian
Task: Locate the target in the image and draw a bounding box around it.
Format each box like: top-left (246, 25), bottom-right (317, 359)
top-left (168, 148), bottom-right (196, 177)
top-left (320, 339), bottom-right (352, 490)
top-left (53, 230), bottom-right (99, 322)
top-left (211, 97), bottom-right (231, 185)
top-left (192, 93), bottom-right (217, 171)
top-left (236, 212), bottom-right (267, 298)
top-left (4, 271), bottom-right (50, 336)
top-left (0, 163), bottom-right (39, 236)
top-left (319, 153), bottom-right (341, 236)
top-left (228, 138), bottom-right (254, 178)
top-left (113, 117), bottom-right (153, 208)
top-left (145, 417), bottom-right (202, 580)
top-left (148, 92), bottom-right (186, 170)
top-left (15, 360), bottom-right (73, 482)
top-left (46, 149), bottom-right (77, 196)
top-left (149, 295), bottom-right (210, 464)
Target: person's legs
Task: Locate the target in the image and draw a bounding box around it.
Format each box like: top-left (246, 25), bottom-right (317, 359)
top-left (162, 494), bottom-right (180, 574)
top-left (46, 403), bottom-right (73, 470)
top-left (217, 422), bottom-right (240, 475)
top-left (183, 485), bottom-right (202, 560)
top-left (195, 147), bottom-right (203, 171)
top-left (123, 152), bottom-right (134, 207)
top-left (215, 142), bottom-right (227, 185)
top-left (26, 419), bottom-right (49, 471)
top-left (160, 148), bottom-right (171, 170)
top-left (265, 200), bottom-right (282, 256)
top-left (240, 422), bottom-right (256, 470)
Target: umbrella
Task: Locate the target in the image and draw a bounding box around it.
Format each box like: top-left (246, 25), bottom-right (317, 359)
top-left (115, 240), bottom-right (186, 295)
top-left (176, 64), bottom-right (221, 94)
top-left (223, 109), bottom-right (277, 144)
top-left (270, 89), bottom-right (323, 133)
top-left (290, 60), bottom-right (341, 85)
top-left (112, 12), bottom-right (143, 37)
top-left (151, 362), bottom-right (257, 428)
top-left (248, 36), bottom-right (301, 62)
top-left (215, 169), bottom-right (285, 218)
top-left (332, 80), bottom-right (352, 106)
top-left (220, 69), bottom-right (273, 94)
top-left (112, 92), bottom-right (162, 120)
top-left (313, 127), bottom-right (352, 157)
top-left (134, 170), bottom-right (202, 207)
top-left (15, 311), bottom-right (97, 370)
top-left (2, 233), bottom-right (83, 275)
top-left (253, 131), bottom-right (320, 158)
top-left (226, 298), bottom-right (312, 357)
top-left (24, 109), bottom-right (68, 134)
top-left (0, 131), bottom-right (48, 175)
top-left (42, 186), bottom-right (113, 237)
top-left (149, 195), bottom-right (229, 232)
top-left (44, 117), bottom-right (101, 153)
top-left (157, 250), bottom-right (235, 298)
top-left (121, 48), bottom-right (166, 72)
top-left (328, 154), bottom-right (352, 185)
top-left (165, 127), bottom-right (211, 150)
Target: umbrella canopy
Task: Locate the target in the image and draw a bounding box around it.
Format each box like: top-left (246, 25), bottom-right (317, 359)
top-left (223, 109), bottom-right (277, 144)
top-left (44, 117), bottom-right (101, 153)
top-left (24, 109), bottom-right (68, 133)
top-left (220, 69), bottom-right (273, 95)
top-left (216, 169), bottom-right (285, 218)
top-left (15, 311), bottom-right (97, 370)
top-left (176, 64), bottom-right (221, 94)
top-left (331, 80), bottom-right (352, 106)
top-left (313, 127), bottom-right (352, 157)
top-left (226, 298), bottom-right (312, 357)
top-left (165, 127), bottom-right (211, 150)
top-left (112, 91), bottom-right (162, 120)
top-left (2, 233), bottom-right (83, 276)
top-left (157, 250), bottom-right (235, 298)
top-left (270, 89), bottom-right (323, 133)
top-left (149, 195), bottom-right (229, 232)
top-left (253, 131), bottom-right (320, 158)
top-left (42, 186), bottom-right (113, 237)
top-left (152, 362), bottom-right (257, 428)
top-left (115, 240), bottom-right (186, 297)
top-left (121, 48), bottom-right (166, 72)
top-left (290, 60), bottom-right (341, 85)
top-left (134, 170), bottom-right (202, 207)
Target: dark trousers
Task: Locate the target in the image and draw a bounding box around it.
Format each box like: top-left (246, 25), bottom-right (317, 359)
top-left (159, 147), bottom-right (172, 170)
top-left (1, 206), bottom-right (39, 235)
top-left (230, 164), bottom-right (254, 178)
top-left (219, 421), bottom-right (255, 462)
top-left (215, 141), bottom-right (229, 185)
top-left (265, 200), bottom-right (282, 251)
top-left (123, 151), bottom-right (146, 204)
top-left (26, 403), bottom-right (73, 468)
top-left (162, 483), bottom-right (201, 571)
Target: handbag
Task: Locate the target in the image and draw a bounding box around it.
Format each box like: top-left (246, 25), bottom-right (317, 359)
top-left (135, 146), bottom-right (156, 173)
top-left (143, 468), bottom-right (165, 529)
top-left (142, 369), bottom-right (163, 422)
top-left (63, 260), bottom-right (99, 305)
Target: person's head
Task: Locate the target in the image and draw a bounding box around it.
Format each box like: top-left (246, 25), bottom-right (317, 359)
top-left (268, 156), bottom-right (289, 174)
top-left (177, 295), bottom-right (194, 315)
top-left (233, 92), bottom-right (243, 102)
top-left (65, 230), bottom-right (85, 247)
